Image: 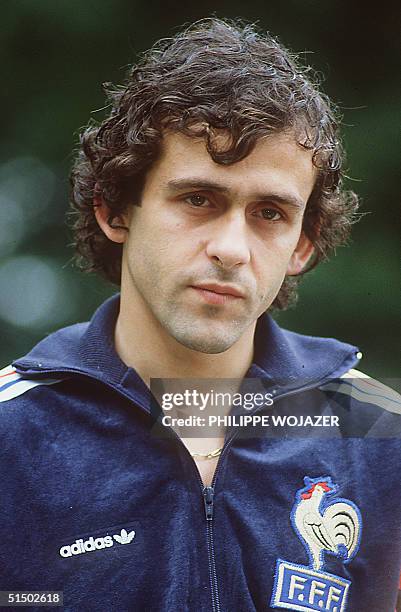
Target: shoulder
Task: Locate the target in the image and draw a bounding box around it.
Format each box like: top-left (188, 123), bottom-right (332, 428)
top-left (0, 364), bottom-right (65, 404)
top-left (319, 367), bottom-right (401, 438)
top-left (338, 368), bottom-right (401, 416)
top-left (0, 364), bottom-right (73, 448)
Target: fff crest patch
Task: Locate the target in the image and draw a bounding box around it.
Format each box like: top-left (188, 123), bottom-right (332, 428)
top-left (271, 476), bottom-right (362, 612)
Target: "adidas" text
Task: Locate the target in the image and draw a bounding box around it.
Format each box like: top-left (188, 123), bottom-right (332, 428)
top-left (59, 528), bottom-right (136, 557)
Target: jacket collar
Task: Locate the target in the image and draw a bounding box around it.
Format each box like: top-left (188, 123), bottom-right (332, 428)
top-left (250, 313), bottom-right (360, 387)
top-left (13, 293), bottom-right (360, 393)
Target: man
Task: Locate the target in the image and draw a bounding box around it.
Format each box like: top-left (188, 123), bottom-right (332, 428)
top-left (1, 18), bottom-right (400, 612)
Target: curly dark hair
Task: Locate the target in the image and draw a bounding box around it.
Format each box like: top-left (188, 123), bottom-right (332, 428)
top-left (70, 17), bottom-right (359, 310)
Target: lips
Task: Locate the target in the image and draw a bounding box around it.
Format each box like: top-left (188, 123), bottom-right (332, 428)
top-left (191, 283), bottom-right (245, 298)
top-left (189, 282), bottom-right (245, 306)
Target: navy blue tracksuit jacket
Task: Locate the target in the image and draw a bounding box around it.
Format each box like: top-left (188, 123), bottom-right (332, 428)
top-left (1, 295), bottom-right (400, 611)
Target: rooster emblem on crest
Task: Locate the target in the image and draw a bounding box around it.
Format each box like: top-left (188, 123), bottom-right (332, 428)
top-left (292, 476), bottom-right (362, 571)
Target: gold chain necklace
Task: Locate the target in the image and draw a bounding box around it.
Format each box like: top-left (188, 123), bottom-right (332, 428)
top-left (190, 447), bottom-right (223, 460)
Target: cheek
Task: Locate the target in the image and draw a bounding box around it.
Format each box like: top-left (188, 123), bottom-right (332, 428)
top-left (252, 241), bottom-right (297, 304)
top-left (134, 205), bottom-right (187, 246)
top-left (125, 219), bottom-right (185, 280)
top-left (254, 239), bottom-right (296, 277)
top-left (275, 225), bottom-right (304, 252)
top-left (258, 227), bottom-right (303, 269)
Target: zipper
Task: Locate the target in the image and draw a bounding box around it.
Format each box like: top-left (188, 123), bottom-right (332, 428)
top-left (203, 486), bottom-right (214, 521)
top-left (15, 364), bottom-right (343, 612)
top-left (203, 486), bottom-right (220, 612)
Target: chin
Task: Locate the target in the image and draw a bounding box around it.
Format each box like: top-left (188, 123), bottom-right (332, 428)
top-left (160, 311), bottom-right (248, 354)
top-left (172, 329), bottom-right (239, 355)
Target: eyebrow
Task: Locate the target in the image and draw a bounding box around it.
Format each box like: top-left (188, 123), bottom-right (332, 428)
top-left (166, 178), bottom-right (305, 209)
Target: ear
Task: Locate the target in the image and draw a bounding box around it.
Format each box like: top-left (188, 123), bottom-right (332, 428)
top-left (93, 190), bottom-right (129, 244)
top-left (286, 231), bottom-right (314, 276)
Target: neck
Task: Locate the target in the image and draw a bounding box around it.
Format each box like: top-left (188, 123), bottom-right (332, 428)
top-left (114, 288), bottom-right (255, 386)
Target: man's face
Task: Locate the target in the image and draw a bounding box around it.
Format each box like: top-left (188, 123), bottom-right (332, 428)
top-left (120, 130), bottom-right (316, 354)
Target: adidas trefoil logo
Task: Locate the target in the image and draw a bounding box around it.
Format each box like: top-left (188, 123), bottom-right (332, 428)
top-left (59, 526), bottom-right (136, 557)
top-left (113, 528), bottom-right (136, 544)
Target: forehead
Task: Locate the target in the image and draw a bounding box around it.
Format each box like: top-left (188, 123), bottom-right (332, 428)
top-left (148, 129), bottom-right (317, 204)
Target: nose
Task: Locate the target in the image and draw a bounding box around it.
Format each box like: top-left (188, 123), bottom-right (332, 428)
top-left (205, 212), bottom-right (251, 269)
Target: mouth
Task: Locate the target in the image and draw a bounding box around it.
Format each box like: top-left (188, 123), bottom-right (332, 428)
top-left (189, 283), bottom-right (245, 305)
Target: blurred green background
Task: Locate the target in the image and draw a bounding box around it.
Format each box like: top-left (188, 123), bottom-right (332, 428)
top-left (1, 1), bottom-right (400, 378)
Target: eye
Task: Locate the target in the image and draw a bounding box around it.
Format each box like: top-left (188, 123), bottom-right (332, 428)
top-left (185, 194), bottom-right (209, 207)
top-left (256, 208), bottom-right (283, 221)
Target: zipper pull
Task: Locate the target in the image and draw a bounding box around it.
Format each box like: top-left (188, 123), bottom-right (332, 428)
top-left (203, 486), bottom-right (214, 521)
